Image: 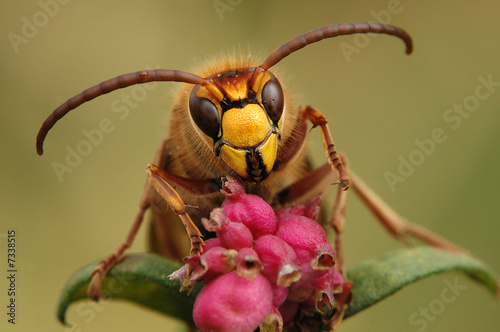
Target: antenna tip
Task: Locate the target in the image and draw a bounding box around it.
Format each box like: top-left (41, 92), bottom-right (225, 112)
top-left (36, 141), bottom-right (44, 156)
top-left (404, 36), bottom-right (414, 55)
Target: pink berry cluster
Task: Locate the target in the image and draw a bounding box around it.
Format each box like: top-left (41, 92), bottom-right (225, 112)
top-left (170, 176), bottom-right (352, 332)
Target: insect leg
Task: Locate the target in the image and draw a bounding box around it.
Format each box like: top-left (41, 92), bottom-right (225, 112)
top-left (326, 154), bottom-right (350, 330)
top-left (146, 164), bottom-right (205, 259)
top-left (328, 158), bottom-right (348, 276)
top-left (87, 139), bottom-right (172, 300)
top-left (350, 165), bottom-right (468, 254)
top-left (147, 170), bottom-right (222, 260)
top-left (302, 106), bottom-right (350, 191)
top-left (87, 202), bottom-right (150, 300)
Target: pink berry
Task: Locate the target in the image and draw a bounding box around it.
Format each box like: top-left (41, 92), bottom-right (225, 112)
top-left (272, 285), bottom-right (289, 308)
top-left (202, 208), bottom-right (253, 250)
top-left (286, 270), bottom-right (316, 303)
top-left (275, 196), bottom-right (322, 221)
top-left (275, 214), bottom-right (335, 302)
top-left (193, 271), bottom-right (273, 332)
top-left (275, 214), bottom-right (335, 273)
top-left (219, 221), bottom-right (254, 251)
top-left (203, 238), bottom-right (223, 252)
top-left (275, 214), bottom-right (333, 261)
top-left (221, 177), bottom-right (276, 238)
top-left (253, 235), bottom-right (301, 287)
top-left (190, 246), bottom-right (238, 282)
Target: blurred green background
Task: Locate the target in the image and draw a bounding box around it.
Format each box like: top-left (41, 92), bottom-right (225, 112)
top-left (1, 0), bottom-right (499, 331)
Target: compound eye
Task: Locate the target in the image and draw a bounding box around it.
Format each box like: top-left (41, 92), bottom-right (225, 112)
top-left (261, 76), bottom-right (284, 124)
top-left (189, 87), bottom-right (220, 139)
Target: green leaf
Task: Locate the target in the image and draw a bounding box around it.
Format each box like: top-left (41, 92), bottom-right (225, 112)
top-left (344, 246), bottom-right (498, 318)
top-left (57, 248), bottom-right (498, 327)
top-left (56, 253), bottom-right (201, 326)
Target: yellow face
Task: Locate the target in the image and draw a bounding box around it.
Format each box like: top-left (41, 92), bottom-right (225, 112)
top-left (188, 68), bottom-right (284, 182)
